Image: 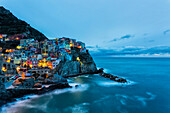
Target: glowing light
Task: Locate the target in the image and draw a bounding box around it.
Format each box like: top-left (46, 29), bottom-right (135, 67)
top-left (5, 38), bottom-right (9, 41)
top-left (16, 37), bottom-right (19, 40)
top-left (42, 63), bottom-right (47, 67)
top-left (77, 57), bottom-right (80, 62)
top-left (6, 59), bottom-right (10, 63)
top-left (42, 53), bottom-right (48, 55)
top-left (43, 58), bottom-right (46, 62)
top-left (38, 62), bottom-right (42, 67)
top-left (30, 64), bottom-right (32, 68)
top-left (77, 46), bottom-right (82, 49)
top-left (70, 44), bottom-right (73, 47)
top-left (5, 49), bottom-right (14, 52)
top-left (16, 46), bottom-right (21, 49)
top-left (16, 66), bottom-right (20, 72)
top-left (2, 67), bottom-right (7, 72)
top-left (22, 72), bottom-right (26, 79)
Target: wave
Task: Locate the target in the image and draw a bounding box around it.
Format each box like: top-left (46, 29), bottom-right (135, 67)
top-left (115, 92), bottom-right (156, 107)
top-left (96, 80), bottom-right (136, 87)
top-left (1, 82), bottom-right (89, 113)
top-left (134, 92), bottom-right (156, 106)
top-left (1, 94), bottom-right (41, 113)
top-left (97, 67), bottom-right (111, 73)
top-left (64, 102), bottom-right (90, 113)
top-left (54, 83), bottom-right (89, 94)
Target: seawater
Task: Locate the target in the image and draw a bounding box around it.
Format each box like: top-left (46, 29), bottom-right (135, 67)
top-left (1, 57), bottom-right (170, 113)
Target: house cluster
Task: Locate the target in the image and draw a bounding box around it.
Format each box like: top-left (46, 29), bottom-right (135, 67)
top-left (0, 34), bottom-right (86, 77)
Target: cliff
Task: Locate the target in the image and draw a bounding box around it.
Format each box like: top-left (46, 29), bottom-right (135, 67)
top-left (57, 48), bottom-right (97, 77)
top-left (0, 6), bottom-right (48, 41)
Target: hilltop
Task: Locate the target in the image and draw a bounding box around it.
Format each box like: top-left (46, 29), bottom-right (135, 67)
top-left (0, 6), bottom-right (48, 41)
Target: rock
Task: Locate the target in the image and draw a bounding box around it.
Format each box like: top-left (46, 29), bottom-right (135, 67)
top-left (57, 61), bottom-right (81, 77)
top-left (56, 49), bottom-right (97, 77)
top-left (27, 97), bottom-right (30, 99)
top-left (72, 49), bottom-right (97, 74)
top-left (33, 83), bottom-right (42, 88)
top-left (97, 68), bottom-right (104, 73)
top-left (37, 76), bottom-right (44, 80)
top-left (21, 78), bottom-right (35, 88)
top-left (81, 62), bottom-right (97, 73)
top-left (13, 78), bottom-right (35, 88)
top-left (100, 73), bottom-right (127, 83)
top-left (0, 80), bottom-right (7, 100)
top-left (75, 85), bottom-right (80, 88)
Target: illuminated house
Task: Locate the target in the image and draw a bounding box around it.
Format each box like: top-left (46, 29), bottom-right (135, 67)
top-left (21, 53), bottom-right (27, 67)
top-left (0, 34), bottom-right (7, 42)
top-left (0, 47), bottom-right (3, 52)
top-left (29, 55), bottom-right (39, 69)
top-left (65, 44), bottom-right (71, 51)
top-left (76, 41), bottom-right (85, 49)
top-left (26, 58), bottom-right (31, 67)
top-left (14, 56), bottom-right (21, 65)
top-left (41, 57), bottom-right (48, 68)
top-left (31, 40), bottom-right (39, 49)
top-left (30, 58), bottom-right (39, 69)
top-left (0, 34), bottom-right (7, 41)
top-left (13, 50), bottom-right (22, 65)
top-left (7, 34), bottom-right (26, 41)
top-left (47, 61), bottom-right (53, 69)
top-left (20, 39), bottom-right (31, 47)
top-left (59, 40), bottom-right (65, 49)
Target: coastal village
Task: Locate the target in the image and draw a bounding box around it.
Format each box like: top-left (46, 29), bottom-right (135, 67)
top-left (0, 7), bottom-right (126, 107)
top-left (0, 34), bottom-right (86, 89)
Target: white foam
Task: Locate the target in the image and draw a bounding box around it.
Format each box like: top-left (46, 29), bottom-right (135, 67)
top-left (120, 99), bottom-right (127, 105)
top-left (1, 94), bottom-right (43, 113)
top-left (146, 92), bottom-right (156, 100)
top-left (96, 80), bottom-right (136, 87)
top-left (97, 67), bottom-right (111, 73)
top-left (1, 83), bottom-right (89, 113)
top-left (115, 92), bottom-right (156, 107)
top-left (52, 83), bottom-right (89, 95)
top-left (64, 102), bottom-right (90, 113)
top-left (93, 95), bottom-right (111, 103)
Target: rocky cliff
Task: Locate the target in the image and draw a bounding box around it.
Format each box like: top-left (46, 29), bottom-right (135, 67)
top-left (0, 6), bottom-right (48, 41)
top-left (0, 80), bottom-right (9, 106)
top-left (57, 48), bottom-right (97, 77)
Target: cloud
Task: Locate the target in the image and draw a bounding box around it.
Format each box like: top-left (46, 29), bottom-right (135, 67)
top-left (120, 35), bottom-right (132, 39)
top-left (163, 29), bottom-right (170, 35)
top-left (111, 34), bottom-right (134, 42)
top-left (90, 46), bottom-right (170, 56)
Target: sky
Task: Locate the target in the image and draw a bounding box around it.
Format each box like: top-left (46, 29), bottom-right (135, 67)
top-left (1, 0), bottom-right (170, 56)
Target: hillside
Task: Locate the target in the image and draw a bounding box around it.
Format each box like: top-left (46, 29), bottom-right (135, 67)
top-left (0, 6), bottom-right (48, 41)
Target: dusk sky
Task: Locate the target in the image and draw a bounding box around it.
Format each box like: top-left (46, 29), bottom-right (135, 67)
top-left (1, 0), bottom-right (170, 53)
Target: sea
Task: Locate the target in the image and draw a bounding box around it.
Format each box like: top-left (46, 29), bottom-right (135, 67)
top-left (1, 57), bottom-right (170, 113)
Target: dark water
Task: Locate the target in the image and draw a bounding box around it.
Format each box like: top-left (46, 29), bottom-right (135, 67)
top-left (1, 57), bottom-right (170, 113)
